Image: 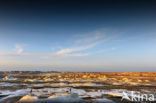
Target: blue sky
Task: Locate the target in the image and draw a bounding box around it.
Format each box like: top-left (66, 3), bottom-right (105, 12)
top-left (0, 0), bottom-right (156, 72)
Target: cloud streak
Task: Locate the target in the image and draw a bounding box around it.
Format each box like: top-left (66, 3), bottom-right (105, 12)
top-left (0, 43), bottom-right (96, 58)
top-left (56, 43), bottom-right (98, 55)
top-left (0, 28), bottom-right (119, 58)
top-left (14, 44), bottom-right (23, 54)
top-left (76, 32), bottom-right (104, 43)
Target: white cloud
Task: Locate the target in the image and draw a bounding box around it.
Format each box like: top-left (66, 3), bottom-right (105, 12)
top-left (61, 53), bottom-right (89, 57)
top-left (0, 44), bottom-right (24, 56)
top-left (56, 43), bottom-right (98, 55)
top-left (55, 29), bottom-right (111, 57)
top-left (0, 28), bottom-right (120, 58)
top-left (14, 44), bottom-right (23, 54)
top-left (112, 48), bottom-right (116, 50)
top-left (0, 42), bottom-right (95, 58)
top-left (76, 31), bottom-right (104, 43)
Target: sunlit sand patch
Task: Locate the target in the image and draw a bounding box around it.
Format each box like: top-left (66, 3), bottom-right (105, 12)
top-left (70, 83), bottom-right (103, 87)
top-left (2, 76), bottom-right (17, 81)
top-left (112, 82), bottom-right (122, 85)
top-left (145, 80), bottom-right (150, 82)
top-left (18, 95), bottom-right (38, 102)
top-left (48, 92), bottom-right (70, 98)
top-left (128, 82), bottom-right (139, 85)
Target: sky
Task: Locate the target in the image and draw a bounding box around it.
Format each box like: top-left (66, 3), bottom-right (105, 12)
top-left (0, 0), bottom-right (156, 72)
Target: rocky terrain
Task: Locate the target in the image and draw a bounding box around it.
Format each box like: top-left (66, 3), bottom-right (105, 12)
top-left (0, 71), bottom-right (156, 103)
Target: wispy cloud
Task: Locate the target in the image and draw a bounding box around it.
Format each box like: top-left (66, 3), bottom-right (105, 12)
top-left (76, 32), bottom-right (104, 43)
top-left (55, 30), bottom-right (106, 57)
top-left (0, 28), bottom-right (120, 58)
top-left (60, 53), bottom-right (89, 57)
top-left (0, 44), bottom-right (24, 56)
top-left (75, 29), bottom-right (109, 44)
top-left (56, 43), bottom-right (98, 55)
top-left (14, 44), bottom-right (23, 54)
top-left (0, 42), bottom-right (96, 58)
top-left (112, 48), bottom-right (116, 50)
top-left (52, 29), bottom-right (109, 57)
